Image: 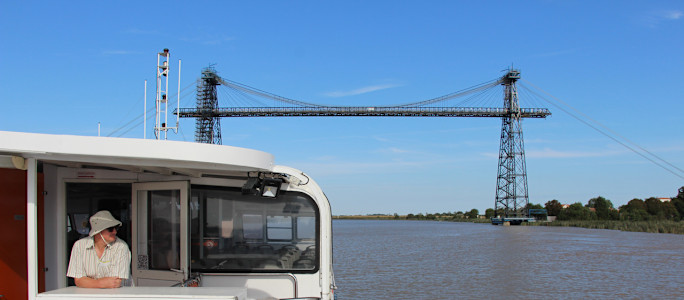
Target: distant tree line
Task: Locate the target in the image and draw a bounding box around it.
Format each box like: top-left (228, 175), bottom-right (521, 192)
top-left (401, 208), bottom-right (481, 221)
top-left (396, 186), bottom-right (684, 223)
top-left (541, 186), bottom-right (684, 222)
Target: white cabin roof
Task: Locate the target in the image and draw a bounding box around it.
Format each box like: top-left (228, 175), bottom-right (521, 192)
top-left (0, 131), bottom-right (274, 175)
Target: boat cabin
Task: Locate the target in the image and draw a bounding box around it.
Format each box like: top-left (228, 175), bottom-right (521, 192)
top-left (0, 131), bottom-right (334, 300)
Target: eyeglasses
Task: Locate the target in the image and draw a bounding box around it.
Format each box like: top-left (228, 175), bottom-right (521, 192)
top-left (106, 225), bottom-right (121, 233)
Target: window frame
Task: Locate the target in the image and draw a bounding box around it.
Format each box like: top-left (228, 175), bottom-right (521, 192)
top-left (189, 185), bottom-right (320, 274)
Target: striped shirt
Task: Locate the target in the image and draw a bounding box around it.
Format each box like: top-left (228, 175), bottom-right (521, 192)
top-left (67, 236), bottom-right (131, 280)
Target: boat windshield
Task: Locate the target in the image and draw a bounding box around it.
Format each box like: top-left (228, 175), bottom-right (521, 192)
top-left (190, 185), bottom-right (319, 273)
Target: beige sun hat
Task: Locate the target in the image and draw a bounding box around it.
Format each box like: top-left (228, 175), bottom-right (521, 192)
top-left (89, 210), bottom-right (122, 237)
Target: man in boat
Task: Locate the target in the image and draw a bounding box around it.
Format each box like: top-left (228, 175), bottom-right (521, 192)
top-left (66, 210), bottom-right (132, 288)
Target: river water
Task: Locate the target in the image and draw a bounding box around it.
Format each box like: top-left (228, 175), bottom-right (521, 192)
top-left (332, 220), bottom-right (683, 299)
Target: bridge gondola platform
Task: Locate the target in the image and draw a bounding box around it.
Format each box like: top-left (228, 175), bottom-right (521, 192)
top-left (491, 217), bottom-right (536, 226)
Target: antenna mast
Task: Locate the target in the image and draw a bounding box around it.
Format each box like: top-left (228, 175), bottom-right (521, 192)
top-left (155, 48), bottom-right (179, 139)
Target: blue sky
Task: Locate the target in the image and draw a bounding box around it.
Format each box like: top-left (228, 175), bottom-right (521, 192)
top-left (1, 1), bottom-right (683, 215)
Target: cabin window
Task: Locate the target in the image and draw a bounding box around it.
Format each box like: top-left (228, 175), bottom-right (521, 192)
top-left (190, 186), bottom-right (319, 273)
top-left (267, 216), bottom-right (292, 240)
top-left (243, 214), bottom-right (264, 240)
top-left (296, 216), bottom-right (316, 240)
top-left (146, 190), bottom-right (181, 270)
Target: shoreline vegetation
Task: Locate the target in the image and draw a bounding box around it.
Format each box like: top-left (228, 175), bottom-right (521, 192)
top-left (523, 220), bottom-right (684, 234)
top-left (333, 186), bottom-right (684, 235)
top-left (333, 214), bottom-right (489, 223)
top-left (332, 215), bottom-right (684, 234)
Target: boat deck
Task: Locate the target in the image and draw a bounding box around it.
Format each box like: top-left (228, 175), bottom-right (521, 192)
top-left (38, 286), bottom-right (246, 300)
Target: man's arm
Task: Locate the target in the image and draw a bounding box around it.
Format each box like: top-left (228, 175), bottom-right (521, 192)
top-left (74, 276), bottom-right (122, 288)
top-left (111, 241), bottom-right (132, 280)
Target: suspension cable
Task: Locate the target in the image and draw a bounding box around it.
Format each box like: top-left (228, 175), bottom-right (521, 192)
top-left (395, 78), bottom-right (502, 107)
top-left (107, 81), bottom-right (196, 137)
top-left (521, 79), bottom-right (684, 180)
top-left (218, 78), bottom-right (325, 107)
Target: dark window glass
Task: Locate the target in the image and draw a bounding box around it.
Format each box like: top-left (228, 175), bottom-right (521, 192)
top-left (190, 186), bottom-right (319, 273)
top-left (147, 190), bottom-right (181, 270)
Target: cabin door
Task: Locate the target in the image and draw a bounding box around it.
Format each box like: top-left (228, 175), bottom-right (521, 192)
top-left (131, 181), bottom-right (189, 286)
top-left (0, 168), bottom-right (45, 298)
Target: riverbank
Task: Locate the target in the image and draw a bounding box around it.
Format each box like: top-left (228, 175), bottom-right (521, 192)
top-left (333, 215), bottom-right (684, 234)
top-left (334, 215), bottom-right (490, 223)
top-left (523, 220), bottom-right (684, 234)
top-left (334, 215), bottom-right (396, 220)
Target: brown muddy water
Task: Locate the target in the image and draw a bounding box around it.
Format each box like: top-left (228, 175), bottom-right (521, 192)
top-left (332, 220), bottom-right (683, 299)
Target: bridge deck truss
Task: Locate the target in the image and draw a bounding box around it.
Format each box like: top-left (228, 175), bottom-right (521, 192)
top-left (177, 106), bottom-right (551, 118)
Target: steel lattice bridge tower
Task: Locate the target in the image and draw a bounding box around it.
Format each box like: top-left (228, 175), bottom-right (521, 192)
top-left (195, 67), bottom-right (222, 144)
top-left (494, 70), bottom-right (530, 225)
top-left (179, 69), bottom-right (550, 224)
